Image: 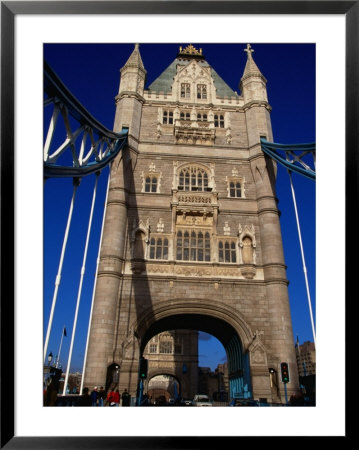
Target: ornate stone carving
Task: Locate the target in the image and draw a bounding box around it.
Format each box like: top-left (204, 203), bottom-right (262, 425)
top-left (131, 218), bottom-right (150, 243)
top-left (240, 264), bottom-right (256, 279)
top-left (174, 266), bottom-right (212, 277)
top-left (176, 212), bottom-right (213, 226)
top-left (238, 223), bottom-right (257, 265)
top-left (177, 194), bottom-right (212, 204)
top-left (224, 221), bottom-right (231, 235)
top-left (248, 330), bottom-right (268, 367)
top-left (157, 218), bottom-right (164, 232)
top-left (121, 330), bottom-right (140, 361)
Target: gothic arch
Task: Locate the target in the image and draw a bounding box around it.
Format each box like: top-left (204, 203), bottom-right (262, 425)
top-left (133, 298), bottom-right (265, 400)
top-left (173, 161), bottom-right (216, 192)
top-left (146, 372), bottom-right (183, 401)
top-left (133, 298), bottom-right (254, 354)
top-left (147, 369), bottom-right (182, 386)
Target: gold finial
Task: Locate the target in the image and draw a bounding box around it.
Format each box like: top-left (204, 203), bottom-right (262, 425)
top-left (179, 44), bottom-right (202, 56)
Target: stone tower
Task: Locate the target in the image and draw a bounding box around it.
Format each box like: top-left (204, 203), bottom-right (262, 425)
top-left (84, 44), bottom-right (300, 403)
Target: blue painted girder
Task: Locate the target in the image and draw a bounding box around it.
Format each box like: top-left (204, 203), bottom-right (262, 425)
top-left (260, 138), bottom-right (316, 180)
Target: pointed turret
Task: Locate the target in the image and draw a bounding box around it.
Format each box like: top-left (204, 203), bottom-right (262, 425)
top-left (114, 44), bottom-right (148, 136)
top-left (122, 43), bottom-right (146, 72)
top-left (239, 44), bottom-right (273, 146)
top-left (240, 44), bottom-right (268, 104)
top-left (118, 43), bottom-right (147, 95)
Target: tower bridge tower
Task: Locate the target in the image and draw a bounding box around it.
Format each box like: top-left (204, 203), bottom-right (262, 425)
top-left (84, 44), bottom-right (300, 403)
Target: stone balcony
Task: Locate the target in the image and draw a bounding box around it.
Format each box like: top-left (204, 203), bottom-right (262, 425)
top-left (174, 119), bottom-right (215, 145)
top-left (172, 190), bottom-right (218, 217)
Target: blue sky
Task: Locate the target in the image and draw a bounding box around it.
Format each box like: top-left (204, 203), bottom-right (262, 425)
top-left (44, 43), bottom-right (315, 372)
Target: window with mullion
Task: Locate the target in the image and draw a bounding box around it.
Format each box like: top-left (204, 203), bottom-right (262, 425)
top-left (181, 83), bottom-right (191, 98)
top-left (145, 176), bottom-right (158, 193)
top-left (214, 114), bottom-right (225, 128)
top-left (197, 84), bottom-right (207, 99)
top-left (229, 181), bottom-right (241, 198)
top-left (159, 341), bottom-right (172, 354)
top-left (149, 237), bottom-right (168, 260)
top-left (163, 110), bottom-right (173, 124)
top-left (178, 166), bottom-right (209, 192)
top-left (176, 229), bottom-right (211, 262)
top-left (218, 240), bottom-right (237, 263)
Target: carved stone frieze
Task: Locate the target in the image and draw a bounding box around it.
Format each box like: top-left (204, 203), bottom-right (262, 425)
top-left (174, 266), bottom-right (212, 277)
top-left (177, 193), bottom-right (212, 204)
top-left (176, 213), bottom-right (213, 227)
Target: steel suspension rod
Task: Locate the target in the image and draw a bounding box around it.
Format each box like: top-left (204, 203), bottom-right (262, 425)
top-left (80, 169), bottom-right (111, 394)
top-left (43, 178), bottom-right (80, 363)
top-left (62, 173), bottom-right (99, 395)
top-left (288, 170), bottom-right (316, 348)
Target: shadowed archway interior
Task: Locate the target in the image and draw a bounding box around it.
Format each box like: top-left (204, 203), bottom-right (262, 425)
top-left (139, 313), bottom-right (250, 398)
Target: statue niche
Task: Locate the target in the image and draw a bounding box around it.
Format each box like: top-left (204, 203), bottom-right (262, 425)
top-left (242, 236), bottom-right (253, 264)
top-left (238, 224), bottom-right (256, 279)
top-left (130, 219), bottom-right (150, 274)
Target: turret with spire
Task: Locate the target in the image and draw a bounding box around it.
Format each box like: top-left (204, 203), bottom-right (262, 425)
top-left (239, 44), bottom-right (272, 147)
top-left (240, 44), bottom-right (268, 104)
top-left (118, 43), bottom-right (147, 95)
top-left (114, 43), bottom-right (147, 136)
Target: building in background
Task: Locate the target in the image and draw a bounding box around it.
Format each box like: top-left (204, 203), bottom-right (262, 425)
top-left (295, 339), bottom-right (316, 405)
top-left (143, 330), bottom-right (198, 401)
top-left (295, 339), bottom-right (316, 376)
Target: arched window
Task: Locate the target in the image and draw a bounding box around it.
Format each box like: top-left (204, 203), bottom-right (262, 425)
top-left (181, 83), bottom-right (191, 98)
top-left (197, 113), bottom-right (207, 121)
top-left (197, 84), bottom-right (207, 99)
top-left (180, 112), bottom-right (191, 120)
top-left (178, 166), bottom-right (209, 191)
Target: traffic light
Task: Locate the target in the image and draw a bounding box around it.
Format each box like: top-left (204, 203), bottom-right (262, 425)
top-left (280, 362), bottom-right (290, 383)
top-left (139, 357), bottom-right (148, 379)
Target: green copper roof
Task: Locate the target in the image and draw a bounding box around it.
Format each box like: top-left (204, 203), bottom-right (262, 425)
top-left (147, 58), bottom-right (238, 98)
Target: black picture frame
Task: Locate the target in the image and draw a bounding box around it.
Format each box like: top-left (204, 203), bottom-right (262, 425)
top-left (1, 1), bottom-right (352, 447)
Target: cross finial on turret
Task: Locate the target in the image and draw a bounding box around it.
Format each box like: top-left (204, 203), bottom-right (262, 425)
top-left (244, 43), bottom-right (254, 56)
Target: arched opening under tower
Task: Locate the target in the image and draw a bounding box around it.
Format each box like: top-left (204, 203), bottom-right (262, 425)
top-left (147, 374), bottom-right (180, 405)
top-left (138, 314), bottom-right (253, 402)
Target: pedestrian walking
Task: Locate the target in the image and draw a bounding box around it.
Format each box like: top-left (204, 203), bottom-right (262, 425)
top-left (121, 389), bottom-right (131, 406)
top-left (98, 386), bottom-right (106, 406)
top-left (90, 386), bottom-right (98, 406)
top-left (113, 389), bottom-right (120, 406)
top-left (107, 388), bottom-right (115, 406)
